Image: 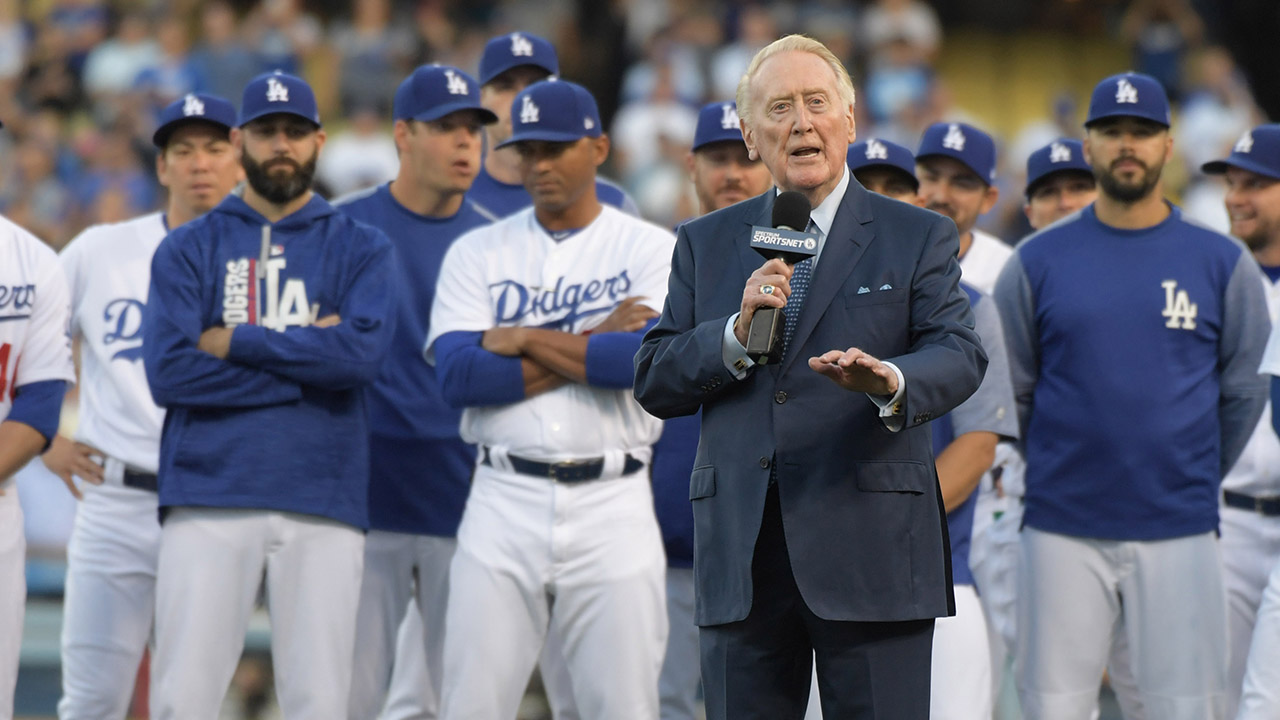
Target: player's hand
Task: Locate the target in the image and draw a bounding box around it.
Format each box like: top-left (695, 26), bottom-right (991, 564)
top-left (808, 347), bottom-right (899, 395)
top-left (593, 297), bottom-right (659, 334)
top-left (482, 327), bottom-right (526, 356)
top-left (313, 314), bottom-right (341, 328)
top-left (197, 326), bottom-right (234, 359)
top-left (41, 435), bottom-right (105, 500)
top-left (734, 258), bottom-right (792, 346)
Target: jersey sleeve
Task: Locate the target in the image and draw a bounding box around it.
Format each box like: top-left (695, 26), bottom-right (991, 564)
top-left (993, 252), bottom-right (1039, 438)
top-left (57, 231), bottom-right (87, 338)
top-left (424, 233), bottom-right (499, 363)
top-left (15, 255), bottom-right (75, 387)
top-left (1219, 250), bottom-right (1271, 475)
top-left (226, 234), bottom-right (397, 388)
top-left (949, 295), bottom-right (1019, 441)
top-left (143, 231), bottom-right (304, 409)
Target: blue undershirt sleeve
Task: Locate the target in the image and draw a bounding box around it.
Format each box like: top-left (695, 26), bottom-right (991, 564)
top-left (7, 380), bottom-right (68, 448)
top-left (1272, 376), bottom-right (1280, 440)
top-left (433, 330), bottom-right (527, 408)
top-left (586, 318), bottom-right (658, 389)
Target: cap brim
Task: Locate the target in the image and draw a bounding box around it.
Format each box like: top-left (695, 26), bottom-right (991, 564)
top-left (1025, 168), bottom-right (1094, 198)
top-left (239, 109), bottom-right (322, 129)
top-left (153, 118), bottom-right (234, 149)
top-left (849, 162), bottom-right (919, 189)
top-left (480, 62), bottom-right (556, 87)
top-left (1083, 111), bottom-right (1169, 129)
top-left (1201, 157), bottom-right (1280, 180)
top-left (496, 130), bottom-right (591, 149)
top-left (408, 104), bottom-right (499, 125)
top-left (692, 137), bottom-right (746, 152)
top-left (916, 152), bottom-right (991, 185)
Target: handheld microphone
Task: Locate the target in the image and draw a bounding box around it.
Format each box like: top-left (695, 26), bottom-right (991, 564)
top-left (745, 191), bottom-right (818, 364)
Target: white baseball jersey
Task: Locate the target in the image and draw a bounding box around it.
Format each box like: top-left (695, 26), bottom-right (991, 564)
top-left (959, 228), bottom-right (1013, 296)
top-left (0, 214), bottom-right (75, 420)
top-left (426, 205), bottom-right (674, 459)
top-left (59, 213), bottom-right (166, 472)
top-left (1225, 274), bottom-right (1280, 495)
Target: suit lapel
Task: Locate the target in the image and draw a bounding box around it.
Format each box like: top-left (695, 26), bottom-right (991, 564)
top-left (781, 182), bottom-right (876, 374)
top-left (737, 192), bottom-right (776, 280)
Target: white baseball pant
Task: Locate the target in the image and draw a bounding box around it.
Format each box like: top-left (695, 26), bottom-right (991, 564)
top-left (1219, 505), bottom-right (1280, 718)
top-left (931, 584), bottom-right (992, 720)
top-left (151, 507), bottom-right (363, 720)
top-left (1236, 554), bottom-right (1280, 719)
top-left (439, 463), bottom-right (666, 720)
top-left (1016, 527), bottom-right (1226, 720)
top-left (348, 530), bottom-right (454, 720)
top-left (0, 483), bottom-right (23, 720)
top-left (381, 600), bottom-right (434, 720)
top-left (58, 466), bottom-right (161, 719)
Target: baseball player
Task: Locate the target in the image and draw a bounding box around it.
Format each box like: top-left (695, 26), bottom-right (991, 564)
top-left (846, 137), bottom-right (921, 204)
top-left (426, 79), bottom-right (673, 720)
top-left (1199, 124), bottom-right (1280, 719)
top-left (142, 71), bottom-right (396, 720)
top-left (467, 31), bottom-right (639, 220)
top-left (39, 93), bottom-right (242, 720)
top-left (649, 100), bottom-right (771, 720)
top-left (849, 136), bottom-right (1018, 720)
top-left (993, 72), bottom-right (1270, 720)
top-left (333, 64), bottom-right (497, 720)
top-left (1023, 139), bottom-right (1097, 230)
top-left (1019, 138), bottom-right (1146, 720)
top-left (0, 117), bottom-right (76, 720)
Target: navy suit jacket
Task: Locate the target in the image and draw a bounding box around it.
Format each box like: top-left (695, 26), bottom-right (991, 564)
top-left (634, 180), bottom-right (986, 626)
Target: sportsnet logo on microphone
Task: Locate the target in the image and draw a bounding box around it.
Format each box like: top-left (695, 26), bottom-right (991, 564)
top-left (750, 226), bottom-right (819, 265)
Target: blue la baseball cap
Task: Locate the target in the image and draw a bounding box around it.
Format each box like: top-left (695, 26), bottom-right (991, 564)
top-left (239, 71), bottom-right (321, 128)
top-left (479, 32), bottom-right (559, 86)
top-left (916, 122), bottom-right (997, 184)
top-left (152, 93), bottom-right (237, 148)
top-left (692, 101), bottom-right (745, 152)
top-left (496, 79), bottom-right (602, 148)
top-left (393, 65), bottom-right (498, 125)
top-left (1025, 139), bottom-right (1094, 196)
top-left (1202, 124), bottom-right (1280, 180)
top-left (847, 138), bottom-right (918, 188)
top-left (1085, 72), bottom-right (1170, 128)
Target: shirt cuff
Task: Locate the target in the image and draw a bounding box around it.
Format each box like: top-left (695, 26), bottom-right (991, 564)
top-left (722, 313), bottom-right (755, 380)
top-left (866, 361), bottom-right (906, 432)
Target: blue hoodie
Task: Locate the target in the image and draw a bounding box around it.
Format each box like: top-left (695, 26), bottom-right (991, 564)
top-left (143, 192), bottom-right (396, 528)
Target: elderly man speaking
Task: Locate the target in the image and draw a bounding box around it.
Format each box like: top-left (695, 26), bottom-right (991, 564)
top-left (635, 35), bottom-right (986, 719)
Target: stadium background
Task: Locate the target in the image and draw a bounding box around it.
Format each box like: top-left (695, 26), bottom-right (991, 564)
top-left (4, 0), bottom-right (1276, 717)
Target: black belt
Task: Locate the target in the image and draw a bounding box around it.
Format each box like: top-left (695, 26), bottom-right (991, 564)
top-left (1224, 490), bottom-right (1280, 517)
top-left (122, 469), bottom-right (158, 493)
top-left (481, 447), bottom-right (644, 482)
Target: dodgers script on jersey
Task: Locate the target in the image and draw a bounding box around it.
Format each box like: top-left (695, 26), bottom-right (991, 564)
top-left (59, 213), bottom-right (167, 473)
top-left (426, 205), bottom-right (674, 458)
top-left (0, 215), bottom-right (75, 419)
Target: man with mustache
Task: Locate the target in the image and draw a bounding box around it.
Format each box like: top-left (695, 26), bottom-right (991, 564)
top-left (427, 78), bottom-right (674, 719)
top-left (994, 72), bottom-right (1270, 720)
top-left (44, 92), bottom-right (242, 720)
top-left (334, 64), bottom-right (497, 720)
top-left (142, 71), bottom-right (396, 720)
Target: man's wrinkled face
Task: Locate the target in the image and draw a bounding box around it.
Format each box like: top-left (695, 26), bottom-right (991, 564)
top-left (741, 50), bottom-right (856, 201)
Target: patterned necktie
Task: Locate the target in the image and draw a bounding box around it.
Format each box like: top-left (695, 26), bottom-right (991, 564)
top-left (781, 255), bottom-right (813, 356)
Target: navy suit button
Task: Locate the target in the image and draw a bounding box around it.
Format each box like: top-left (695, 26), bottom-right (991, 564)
top-left (774, 391), bottom-right (787, 404)
top-left (758, 456), bottom-right (770, 469)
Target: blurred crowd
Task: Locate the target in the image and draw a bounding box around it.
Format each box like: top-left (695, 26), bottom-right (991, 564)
top-left (0, 0), bottom-right (1263, 252)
